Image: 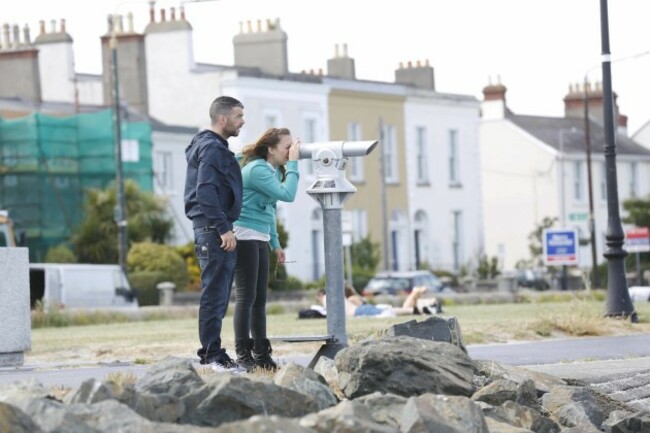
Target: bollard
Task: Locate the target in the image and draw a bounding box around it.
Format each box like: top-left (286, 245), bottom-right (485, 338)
top-left (0, 247), bottom-right (31, 366)
top-left (156, 281), bottom-right (176, 306)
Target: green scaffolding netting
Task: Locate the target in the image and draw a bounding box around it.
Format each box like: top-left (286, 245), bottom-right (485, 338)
top-left (0, 109), bottom-right (153, 261)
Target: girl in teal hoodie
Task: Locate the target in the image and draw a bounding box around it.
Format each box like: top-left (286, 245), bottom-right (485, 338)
top-left (233, 127), bottom-right (300, 371)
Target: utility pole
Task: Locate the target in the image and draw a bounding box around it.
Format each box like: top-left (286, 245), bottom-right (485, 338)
top-left (582, 79), bottom-right (599, 289)
top-left (378, 117), bottom-right (391, 271)
top-left (110, 20), bottom-right (128, 276)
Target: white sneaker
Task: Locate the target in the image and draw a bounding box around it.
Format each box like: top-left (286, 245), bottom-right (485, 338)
top-left (208, 357), bottom-right (246, 373)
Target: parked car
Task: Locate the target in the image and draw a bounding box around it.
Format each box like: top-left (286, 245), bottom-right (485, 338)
top-left (516, 269), bottom-right (550, 290)
top-left (362, 270), bottom-right (451, 297)
top-left (29, 263), bottom-right (138, 310)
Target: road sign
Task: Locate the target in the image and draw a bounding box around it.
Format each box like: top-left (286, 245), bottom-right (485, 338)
top-left (569, 212), bottom-right (588, 222)
top-left (625, 227), bottom-right (650, 253)
top-left (543, 228), bottom-right (579, 266)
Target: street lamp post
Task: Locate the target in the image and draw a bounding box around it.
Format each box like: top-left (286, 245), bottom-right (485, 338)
top-left (598, 0), bottom-right (637, 321)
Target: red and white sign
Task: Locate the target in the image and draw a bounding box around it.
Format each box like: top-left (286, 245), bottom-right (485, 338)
top-left (625, 227), bottom-right (650, 253)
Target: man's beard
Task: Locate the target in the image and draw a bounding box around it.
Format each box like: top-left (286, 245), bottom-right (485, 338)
top-left (223, 120), bottom-right (240, 138)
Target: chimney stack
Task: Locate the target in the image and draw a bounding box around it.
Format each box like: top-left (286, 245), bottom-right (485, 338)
top-left (326, 43), bottom-right (355, 80)
top-left (394, 58), bottom-right (435, 90)
top-left (233, 17), bottom-right (288, 76)
top-left (0, 22), bottom-right (41, 102)
top-left (563, 79), bottom-right (621, 127)
top-left (480, 76), bottom-right (507, 120)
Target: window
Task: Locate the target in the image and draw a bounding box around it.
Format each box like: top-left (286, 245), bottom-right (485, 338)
top-left (416, 126), bottom-right (429, 184)
top-left (382, 123), bottom-right (398, 183)
top-left (600, 162), bottom-right (607, 201)
top-left (155, 151), bottom-right (174, 191)
top-left (303, 116), bottom-right (317, 176)
top-left (573, 161), bottom-right (584, 201)
top-left (347, 122), bottom-right (364, 182)
top-left (349, 208), bottom-right (368, 242)
top-left (630, 162), bottom-right (638, 198)
top-left (451, 210), bottom-right (463, 271)
top-left (263, 109), bottom-right (281, 129)
top-left (448, 129), bottom-right (460, 185)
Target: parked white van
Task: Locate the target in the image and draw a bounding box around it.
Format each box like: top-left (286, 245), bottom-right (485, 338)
top-left (29, 264), bottom-right (138, 309)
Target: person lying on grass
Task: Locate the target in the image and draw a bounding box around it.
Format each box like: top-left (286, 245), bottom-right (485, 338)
top-left (315, 284), bottom-right (441, 318)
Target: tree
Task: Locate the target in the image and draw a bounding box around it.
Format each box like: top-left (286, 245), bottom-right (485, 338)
top-left (623, 194), bottom-right (650, 228)
top-left (517, 216), bottom-right (558, 269)
top-left (72, 180), bottom-right (173, 263)
top-left (350, 236), bottom-right (381, 270)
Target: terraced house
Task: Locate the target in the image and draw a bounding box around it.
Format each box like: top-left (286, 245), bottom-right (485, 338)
top-left (0, 6), bottom-right (484, 281)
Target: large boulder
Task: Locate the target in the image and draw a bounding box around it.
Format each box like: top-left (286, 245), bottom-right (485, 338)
top-left (336, 336), bottom-right (476, 399)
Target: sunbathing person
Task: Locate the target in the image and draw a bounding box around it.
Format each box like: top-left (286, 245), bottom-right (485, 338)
top-left (317, 285), bottom-right (440, 318)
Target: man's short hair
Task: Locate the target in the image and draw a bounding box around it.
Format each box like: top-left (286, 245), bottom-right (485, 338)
top-left (209, 96), bottom-right (244, 124)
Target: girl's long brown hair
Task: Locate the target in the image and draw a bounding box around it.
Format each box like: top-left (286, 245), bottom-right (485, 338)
top-left (240, 127), bottom-right (291, 181)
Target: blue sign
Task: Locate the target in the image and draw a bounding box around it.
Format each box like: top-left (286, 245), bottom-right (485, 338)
top-left (543, 228), bottom-right (579, 266)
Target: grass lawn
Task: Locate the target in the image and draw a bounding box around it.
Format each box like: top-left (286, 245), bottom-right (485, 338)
top-left (27, 297), bottom-right (650, 366)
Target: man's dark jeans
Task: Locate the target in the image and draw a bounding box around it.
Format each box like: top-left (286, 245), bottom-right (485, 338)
top-left (194, 227), bottom-right (236, 363)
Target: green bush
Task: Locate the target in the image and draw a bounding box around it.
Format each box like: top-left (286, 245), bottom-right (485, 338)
top-left (44, 245), bottom-right (77, 263)
top-left (127, 242), bottom-right (189, 290)
top-left (128, 270), bottom-right (165, 306)
top-left (350, 266), bottom-right (375, 291)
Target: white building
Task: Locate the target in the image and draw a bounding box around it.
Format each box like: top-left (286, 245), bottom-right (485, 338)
top-left (404, 90), bottom-right (483, 272)
top-left (481, 80), bottom-right (650, 271)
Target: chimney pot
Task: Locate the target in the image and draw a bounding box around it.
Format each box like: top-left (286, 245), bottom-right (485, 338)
top-left (170, 7), bottom-right (176, 21)
top-left (334, 44), bottom-right (339, 58)
top-left (407, 61), bottom-right (412, 68)
top-left (180, 5), bottom-right (186, 20)
top-left (160, 9), bottom-right (166, 22)
top-left (23, 24), bottom-right (31, 45)
top-left (343, 43), bottom-right (348, 57)
top-left (256, 19), bottom-right (262, 32)
top-left (12, 24), bottom-right (20, 48)
top-left (39, 20), bottom-right (46, 35)
top-left (60, 19), bottom-right (66, 33)
top-left (246, 20), bottom-right (252, 32)
top-left (149, 1), bottom-right (156, 23)
top-left (127, 12), bottom-right (134, 32)
top-left (416, 60), bottom-right (421, 67)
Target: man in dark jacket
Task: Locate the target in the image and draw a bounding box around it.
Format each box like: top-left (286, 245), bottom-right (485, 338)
top-left (184, 96), bottom-right (245, 370)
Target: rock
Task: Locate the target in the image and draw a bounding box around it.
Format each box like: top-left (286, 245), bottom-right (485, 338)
top-left (336, 336), bottom-right (475, 399)
top-left (378, 316), bottom-right (466, 352)
top-left (186, 374), bottom-right (320, 427)
top-left (274, 363), bottom-right (337, 410)
top-left (400, 393), bottom-right (489, 433)
top-left (300, 400), bottom-right (398, 433)
top-left (541, 385), bottom-right (604, 428)
top-left (64, 378), bottom-right (114, 405)
top-left (0, 402), bottom-right (44, 433)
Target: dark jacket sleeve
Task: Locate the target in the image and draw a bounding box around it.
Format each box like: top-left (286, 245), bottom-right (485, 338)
top-left (195, 143), bottom-right (233, 234)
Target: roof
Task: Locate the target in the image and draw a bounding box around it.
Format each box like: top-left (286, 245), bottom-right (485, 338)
top-left (508, 114), bottom-right (650, 157)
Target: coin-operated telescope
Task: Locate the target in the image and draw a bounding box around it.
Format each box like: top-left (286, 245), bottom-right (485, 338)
top-left (298, 140), bottom-right (378, 365)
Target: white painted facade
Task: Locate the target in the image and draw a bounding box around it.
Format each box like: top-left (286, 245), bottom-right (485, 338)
top-left (481, 104), bottom-right (650, 271)
top-left (144, 25), bottom-right (329, 282)
top-left (35, 40), bottom-right (103, 105)
top-left (633, 120), bottom-right (650, 150)
top-left (151, 128), bottom-right (197, 246)
top-left (404, 92), bottom-right (483, 272)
